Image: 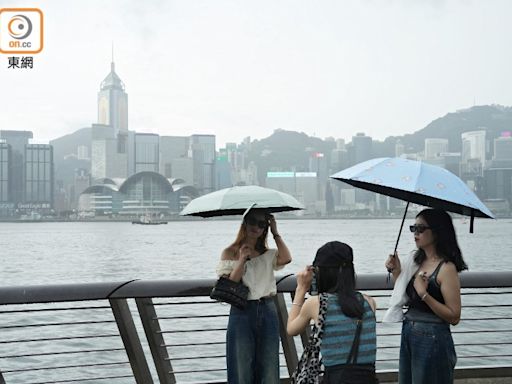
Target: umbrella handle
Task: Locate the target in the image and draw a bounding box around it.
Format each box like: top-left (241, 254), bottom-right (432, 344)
top-left (388, 202), bottom-right (410, 273)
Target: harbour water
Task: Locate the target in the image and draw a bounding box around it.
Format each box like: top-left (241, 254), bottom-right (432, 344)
top-left (1, 218), bottom-right (511, 382)
top-left (1, 217), bottom-right (510, 285)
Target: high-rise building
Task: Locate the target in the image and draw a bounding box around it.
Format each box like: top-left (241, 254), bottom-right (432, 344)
top-left (350, 133), bottom-right (372, 165)
top-left (461, 130), bottom-right (486, 177)
top-left (189, 134), bottom-right (216, 194)
top-left (134, 133), bottom-right (159, 173)
top-left (424, 138), bottom-right (449, 160)
top-left (0, 130), bottom-right (32, 204)
top-left (98, 61), bottom-right (128, 133)
top-left (159, 136), bottom-right (189, 178)
top-left (494, 137), bottom-right (512, 160)
top-left (0, 141), bottom-right (10, 203)
top-left (91, 61), bottom-right (129, 179)
top-left (91, 124), bottom-right (128, 179)
top-left (23, 144), bottom-right (54, 209)
top-left (395, 140), bottom-right (405, 157)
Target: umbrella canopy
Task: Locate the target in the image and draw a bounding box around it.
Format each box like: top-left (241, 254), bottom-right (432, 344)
top-left (330, 157), bottom-right (494, 220)
top-left (331, 157), bottom-right (495, 278)
top-left (180, 185), bottom-right (304, 217)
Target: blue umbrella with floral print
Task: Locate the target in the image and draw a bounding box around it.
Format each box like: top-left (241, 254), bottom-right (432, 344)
top-left (330, 157), bottom-right (495, 259)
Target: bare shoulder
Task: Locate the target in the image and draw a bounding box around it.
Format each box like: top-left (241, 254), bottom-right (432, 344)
top-left (221, 246), bottom-right (238, 261)
top-left (438, 261), bottom-right (459, 281)
top-left (304, 295), bottom-right (320, 320)
top-left (362, 294), bottom-right (377, 312)
top-left (440, 261), bottom-right (458, 275)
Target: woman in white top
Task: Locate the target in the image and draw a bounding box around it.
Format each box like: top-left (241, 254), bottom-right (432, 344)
top-left (216, 208), bottom-right (292, 383)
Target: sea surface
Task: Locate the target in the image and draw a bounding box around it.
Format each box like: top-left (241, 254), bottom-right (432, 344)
top-left (1, 218), bottom-right (511, 382)
top-left (1, 217), bottom-right (510, 285)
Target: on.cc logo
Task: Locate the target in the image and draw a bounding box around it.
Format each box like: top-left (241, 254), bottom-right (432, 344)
top-left (8, 14), bottom-right (33, 39)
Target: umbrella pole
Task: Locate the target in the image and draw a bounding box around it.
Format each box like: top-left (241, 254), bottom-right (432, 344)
top-left (394, 201), bottom-right (410, 256)
top-left (387, 202), bottom-right (410, 282)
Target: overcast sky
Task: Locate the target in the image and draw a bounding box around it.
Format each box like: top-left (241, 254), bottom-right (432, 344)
top-left (1, 0), bottom-right (512, 148)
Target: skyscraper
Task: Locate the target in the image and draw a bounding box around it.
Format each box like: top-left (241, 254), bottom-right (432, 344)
top-left (189, 135), bottom-right (216, 194)
top-left (461, 130), bottom-right (486, 178)
top-left (91, 61), bottom-right (129, 179)
top-left (0, 130), bottom-right (32, 204)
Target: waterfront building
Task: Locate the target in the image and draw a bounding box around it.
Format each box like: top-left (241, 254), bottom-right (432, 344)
top-left (78, 171), bottom-right (198, 216)
top-left (0, 141), bottom-right (12, 215)
top-left (22, 144), bottom-right (54, 214)
top-left (160, 136), bottom-right (190, 178)
top-left (78, 178), bottom-right (122, 216)
top-left (134, 133), bottom-right (159, 173)
top-left (0, 130), bottom-right (32, 205)
top-left (119, 172), bottom-right (171, 215)
top-left (189, 134), bottom-right (216, 195)
top-left (169, 179), bottom-right (199, 213)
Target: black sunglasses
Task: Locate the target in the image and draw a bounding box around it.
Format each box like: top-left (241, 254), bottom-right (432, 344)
top-left (245, 217), bottom-right (268, 229)
top-left (409, 224), bottom-right (432, 234)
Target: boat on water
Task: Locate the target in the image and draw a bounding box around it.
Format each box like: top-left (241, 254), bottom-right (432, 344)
top-left (132, 213), bottom-right (168, 225)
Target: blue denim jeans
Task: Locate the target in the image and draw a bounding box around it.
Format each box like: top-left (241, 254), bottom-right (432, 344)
top-left (226, 298), bottom-right (280, 384)
top-left (399, 320), bottom-right (457, 384)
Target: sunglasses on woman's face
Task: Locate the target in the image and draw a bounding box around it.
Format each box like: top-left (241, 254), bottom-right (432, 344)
top-left (409, 224), bottom-right (432, 234)
top-left (245, 217), bottom-right (268, 229)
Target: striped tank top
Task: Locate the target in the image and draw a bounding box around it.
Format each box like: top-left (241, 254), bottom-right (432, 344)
top-left (320, 292), bottom-right (377, 367)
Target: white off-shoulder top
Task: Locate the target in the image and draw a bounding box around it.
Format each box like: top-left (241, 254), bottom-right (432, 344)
top-left (215, 248), bottom-right (284, 300)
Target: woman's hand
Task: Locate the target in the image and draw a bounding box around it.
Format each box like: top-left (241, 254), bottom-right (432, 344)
top-left (268, 214), bottom-right (278, 236)
top-left (238, 244), bottom-right (252, 262)
top-left (296, 266), bottom-right (313, 293)
top-left (413, 270), bottom-right (429, 297)
top-left (385, 253), bottom-right (401, 272)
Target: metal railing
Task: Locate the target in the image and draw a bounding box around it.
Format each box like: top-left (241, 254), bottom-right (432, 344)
top-left (0, 272), bottom-right (511, 383)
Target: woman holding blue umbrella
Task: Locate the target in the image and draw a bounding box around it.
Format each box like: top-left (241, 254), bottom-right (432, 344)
top-left (216, 208), bottom-right (292, 383)
top-left (384, 209), bottom-right (468, 384)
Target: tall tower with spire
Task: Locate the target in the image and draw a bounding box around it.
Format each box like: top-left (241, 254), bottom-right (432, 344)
top-left (97, 60), bottom-right (128, 133)
top-left (91, 56), bottom-right (129, 180)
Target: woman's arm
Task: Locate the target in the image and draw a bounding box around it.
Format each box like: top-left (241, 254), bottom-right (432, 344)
top-left (287, 268), bottom-right (317, 336)
top-left (221, 246), bottom-right (249, 283)
top-left (269, 216), bottom-right (292, 266)
top-left (363, 294), bottom-right (377, 313)
top-left (414, 262), bottom-right (462, 325)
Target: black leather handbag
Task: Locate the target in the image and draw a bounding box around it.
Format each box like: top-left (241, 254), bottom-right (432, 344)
top-left (210, 276), bottom-right (250, 309)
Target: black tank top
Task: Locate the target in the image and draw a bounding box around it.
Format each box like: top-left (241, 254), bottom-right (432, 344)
top-left (406, 261), bottom-right (445, 314)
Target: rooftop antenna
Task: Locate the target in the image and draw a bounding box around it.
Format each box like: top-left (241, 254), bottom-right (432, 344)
top-left (111, 42), bottom-right (115, 71)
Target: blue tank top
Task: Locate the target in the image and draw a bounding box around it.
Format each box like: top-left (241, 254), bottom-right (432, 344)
top-left (320, 293), bottom-right (377, 367)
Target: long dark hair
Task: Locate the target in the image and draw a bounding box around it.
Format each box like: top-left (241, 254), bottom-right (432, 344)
top-left (230, 210), bottom-right (269, 254)
top-left (414, 209), bottom-right (467, 272)
top-left (314, 242), bottom-right (364, 319)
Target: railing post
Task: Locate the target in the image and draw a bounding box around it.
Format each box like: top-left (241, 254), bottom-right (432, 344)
top-left (109, 298), bottom-right (154, 384)
top-left (136, 297), bottom-right (176, 384)
top-left (274, 292), bottom-right (299, 376)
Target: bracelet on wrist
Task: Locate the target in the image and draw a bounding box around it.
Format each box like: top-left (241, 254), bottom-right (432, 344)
top-left (292, 302), bottom-right (302, 307)
top-left (273, 234), bottom-right (281, 239)
top-left (421, 292), bottom-right (429, 301)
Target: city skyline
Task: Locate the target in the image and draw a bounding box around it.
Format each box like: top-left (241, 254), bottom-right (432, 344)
top-left (2, 1), bottom-right (512, 148)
